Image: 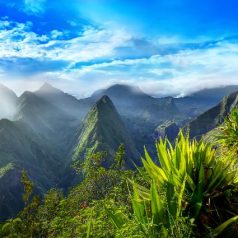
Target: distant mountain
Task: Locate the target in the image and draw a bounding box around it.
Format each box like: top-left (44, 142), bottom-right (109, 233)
top-left (15, 91), bottom-right (69, 132)
top-left (185, 91), bottom-right (238, 138)
top-left (92, 84), bottom-right (179, 123)
top-left (36, 83), bottom-right (92, 120)
top-left (15, 91), bottom-right (77, 155)
top-left (73, 96), bottom-right (139, 167)
top-left (0, 84), bottom-right (17, 119)
top-left (175, 85), bottom-right (238, 117)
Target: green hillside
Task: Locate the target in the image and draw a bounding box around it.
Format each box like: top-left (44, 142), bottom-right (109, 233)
top-left (0, 119), bottom-right (63, 220)
top-left (73, 95), bottom-right (139, 167)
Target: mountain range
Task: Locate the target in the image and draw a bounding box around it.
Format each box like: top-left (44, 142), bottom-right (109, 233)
top-left (186, 91), bottom-right (238, 138)
top-left (0, 82), bottom-right (238, 220)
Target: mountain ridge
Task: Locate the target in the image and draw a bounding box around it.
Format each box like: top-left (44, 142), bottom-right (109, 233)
top-left (185, 91), bottom-right (238, 138)
top-left (73, 95), bottom-right (139, 167)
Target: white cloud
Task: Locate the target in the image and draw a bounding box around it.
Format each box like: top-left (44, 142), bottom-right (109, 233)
top-left (24, 0), bottom-right (46, 15)
top-left (0, 19), bottom-right (238, 97)
top-left (55, 42), bottom-right (238, 97)
top-left (50, 30), bottom-right (63, 39)
top-left (0, 20), bottom-right (131, 62)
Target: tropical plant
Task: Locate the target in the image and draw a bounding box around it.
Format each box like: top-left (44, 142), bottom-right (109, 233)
top-left (216, 107), bottom-right (238, 155)
top-left (108, 132), bottom-right (238, 237)
top-left (112, 143), bottom-right (126, 170)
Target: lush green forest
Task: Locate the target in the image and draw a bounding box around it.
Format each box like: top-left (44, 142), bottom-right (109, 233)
top-left (1, 109), bottom-right (238, 238)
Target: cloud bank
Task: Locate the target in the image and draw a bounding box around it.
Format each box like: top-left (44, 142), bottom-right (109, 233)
top-left (0, 15), bottom-right (238, 97)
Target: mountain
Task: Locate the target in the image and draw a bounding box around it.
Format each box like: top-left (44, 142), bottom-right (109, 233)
top-left (185, 91), bottom-right (238, 138)
top-left (0, 119), bottom-right (62, 220)
top-left (36, 83), bottom-right (92, 120)
top-left (15, 91), bottom-right (77, 156)
top-left (91, 84), bottom-right (181, 156)
top-left (92, 84), bottom-right (179, 122)
top-left (174, 85), bottom-right (238, 117)
top-left (0, 84), bottom-right (18, 119)
top-left (73, 96), bottom-right (139, 167)
top-left (2, 82), bottom-right (237, 221)
top-left (0, 90), bottom-right (82, 220)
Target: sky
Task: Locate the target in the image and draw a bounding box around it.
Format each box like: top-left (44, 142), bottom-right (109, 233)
top-left (0, 0), bottom-right (238, 97)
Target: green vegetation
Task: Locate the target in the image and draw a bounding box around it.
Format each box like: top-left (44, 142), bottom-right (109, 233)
top-left (1, 109), bottom-right (238, 237)
top-left (73, 95), bottom-right (139, 167)
top-left (217, 108), bottom-right (238, 154)
top-left (0, 163), bottom-right (14, 178)
top-left (108, 131), bottom-right (238, 237)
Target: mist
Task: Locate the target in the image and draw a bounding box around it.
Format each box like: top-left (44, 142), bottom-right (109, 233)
top-left (0, 84), bottom-right (18, 120)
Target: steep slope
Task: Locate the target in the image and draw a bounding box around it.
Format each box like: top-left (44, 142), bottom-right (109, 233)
top-left (15, 91), bottom-right (76, 156)
top-left (185, 91), bottom-right (238, 138)
top-left (36, 83), bottom-right (91, 120)
top-left (0, 90), bottom-right (83, 220)
top-left (175, 85), bottom-right (238, 117)
top-left (0, 84), bottom-right (18, 119)
top-left (91, 84), bottom-right (180, 157)
top-left (0, 119), bottom-right (62, 220)
top-left (73, 96), bottom-right (139, 167)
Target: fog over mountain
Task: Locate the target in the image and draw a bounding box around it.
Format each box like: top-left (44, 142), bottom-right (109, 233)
top-left (0, 84), bottom-right (17, 120)
top-left (2, 80), bottom-right (238, 99)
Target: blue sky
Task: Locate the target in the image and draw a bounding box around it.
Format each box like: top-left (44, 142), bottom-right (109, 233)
top-left (0, 0), bottom-right (238, 97)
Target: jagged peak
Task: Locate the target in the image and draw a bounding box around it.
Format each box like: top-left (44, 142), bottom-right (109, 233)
top-left (0, 83), bottom-right (17, 97)
top-left (83, 95), bottom-right (119, 126)
top-left (37, 82), bottom-right (62, 94)
top-left (93, 95), bottom-right (116, 113)
top-left (0, 83), bottom-right (10, 90)
top-left (96, 95), bottom-right (113, 105)
top-left (73, 94), bottom-right (139, 166)
top-left (19, 91), bottom-right (36, 99)
top-left (17, 91), bottom-right (47, 107)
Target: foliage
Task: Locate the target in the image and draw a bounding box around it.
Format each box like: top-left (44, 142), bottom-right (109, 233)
top-left (144, 132), bottom-right (238, 221)
top-left (0, 162), bottom-right (15, 178)
top-left (113, 144), bottom-right (126, 170)
top-left (1, 170), bottom-right (41, 237)
top-left (216, 108), bottom-right (238, 155)
top-left (0, 150), bottom-right (137, 238)
top-left (108, 132), bottom-right (238, 237)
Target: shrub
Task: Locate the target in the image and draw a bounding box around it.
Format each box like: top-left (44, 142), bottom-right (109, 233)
top-left (108, 132), bottom-right (238, 237)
